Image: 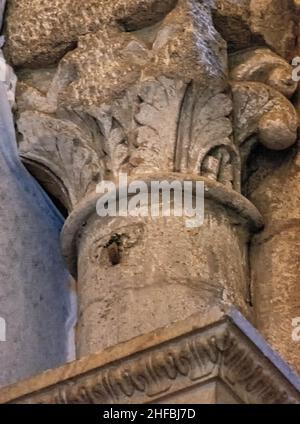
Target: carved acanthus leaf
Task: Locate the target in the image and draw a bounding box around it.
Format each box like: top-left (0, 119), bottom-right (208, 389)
top-left (176, 83), bottom-right (240, 190)
top-left (18, 111), bottom-right (105, 208)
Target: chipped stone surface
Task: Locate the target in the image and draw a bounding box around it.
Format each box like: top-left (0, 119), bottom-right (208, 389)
top-left (57, 0), bottom-right (227, 108)
top-left (249, 0), bottom-right (298, 59)
top-left (76, 201), bottom-right (252, 356)
top-left (4, 0), bottom-right (178, 66)
top-left (6, 0), bottom-right (299, 66)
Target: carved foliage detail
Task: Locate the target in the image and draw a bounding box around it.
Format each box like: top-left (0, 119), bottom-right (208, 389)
top-left (176, 82), bottom-right (240, 190)
top-left (18, 74), bottom-right (238, 208)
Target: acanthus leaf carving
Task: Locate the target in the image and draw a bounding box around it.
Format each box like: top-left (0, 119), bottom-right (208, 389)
top-left (175, 82), bottom-right (240, 190)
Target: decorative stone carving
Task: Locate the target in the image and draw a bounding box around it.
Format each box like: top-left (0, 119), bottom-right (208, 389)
top-left (229, 48), bottom-right (299, 174)
top-left (5, 0), bottom-right (300, 380)
top-left (0, 310), bottom-right (299, 404)
top-left (11, 0), bottom-right (261, 359)
top-left (230, 48), bottom-right (298, 98)
top-left (17, 0), bottom-right (231, 208)
top-left (232, 82), bottom-right (298, 151)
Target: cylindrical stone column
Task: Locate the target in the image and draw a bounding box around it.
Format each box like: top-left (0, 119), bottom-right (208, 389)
top-left (62, 176), bottom-right (262, 357)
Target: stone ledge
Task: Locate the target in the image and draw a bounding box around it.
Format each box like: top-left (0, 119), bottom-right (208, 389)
top-left (0, 307), bottom-right (299, 404)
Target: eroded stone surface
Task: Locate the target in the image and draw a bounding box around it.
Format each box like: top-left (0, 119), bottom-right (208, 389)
top-left (4, 0), bottom-right (178, 66)
top-left (15, 0), bottom-right (232, 211)
top-left (232, 82), bottom-right (298, 151)
top-left (6, 0), bottom-right (299, 67)
top-left (230, 48), bottom-right (297, 98)
top-left (10, 0), bottom-right (299, 371)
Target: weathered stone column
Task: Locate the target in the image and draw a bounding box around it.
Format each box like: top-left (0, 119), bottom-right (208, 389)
top-left (11, 0), bottom-right (260, 358)
top-left (8, 0), bottom-right (298, 361)
top-left (63, 178), bottom-right (262, 356)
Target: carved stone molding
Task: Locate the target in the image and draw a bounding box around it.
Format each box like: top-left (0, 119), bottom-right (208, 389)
top-left (0, 308), bottom-right (299, 404)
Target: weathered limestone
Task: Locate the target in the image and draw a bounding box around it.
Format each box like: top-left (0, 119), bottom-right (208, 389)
top-left (5, 0), bottom-right (299, 67)
top-left (230, 48), bottom-right (298, 98)
top-left (73, 188), bottom-right (261, 356)
top-left (7, 0), bottom-right (299, 369)
top-left (0, 309), bottom-right (299, 404)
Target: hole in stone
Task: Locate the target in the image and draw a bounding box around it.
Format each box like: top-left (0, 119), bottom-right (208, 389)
top-left (105, 234), bottom-right (122, 266)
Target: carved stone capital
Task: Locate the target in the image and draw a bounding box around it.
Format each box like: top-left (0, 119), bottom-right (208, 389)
top-left (16, 0), bottom-right (232, 212)
top-left (12, 0), bottom-right (266, 358)
top-left (9, 0), bottom-right (299, 364)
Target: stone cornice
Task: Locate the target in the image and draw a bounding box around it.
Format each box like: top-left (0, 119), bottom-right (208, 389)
top-left (0, 308), bottom-right (299, 404)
